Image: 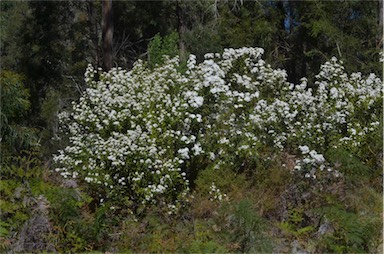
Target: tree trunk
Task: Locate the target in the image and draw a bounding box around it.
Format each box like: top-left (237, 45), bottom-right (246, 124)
top-left (378, 0), bottom-right (383, 48)
top-left (176, 0), bottom-right (187, 64)
top-left (87, 1), bottom-right (101, 67)
top-left (102, 0), bottom-right (113, 71)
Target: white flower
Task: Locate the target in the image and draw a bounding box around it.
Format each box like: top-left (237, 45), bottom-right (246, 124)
top-left (192, 96), bottom-right (204, 108)
top-left (192, 143), bottom-right (203, 156)
top-left (309, 150), bottom-right (325, 163)
top-left (330, 87), bottom-right (338, 98)
top-left (218, 137), bottom-right (229, 144)
top-left (178, 147), bottom-right (190, 159)
top-left (299, 145), bottom-right (310, 154)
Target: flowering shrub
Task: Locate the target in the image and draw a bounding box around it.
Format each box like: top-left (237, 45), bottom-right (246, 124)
top-left (208, 182), bottom-right (227, 202)
top-left (54, 47), bottom-right (382, 211)
top-left (295, 145), bottom-right (341, 180)
top-left (54, 57), bottom-right (204, 210)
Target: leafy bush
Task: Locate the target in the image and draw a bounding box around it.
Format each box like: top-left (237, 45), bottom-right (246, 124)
top-left (54, 47), bottom-right (382, 214)
top-left (316, 205), bottom-right (381, 253)
top-left (0, 70), bottom-right (37, 157)
top-left (148, 32), bottom-right (179, 68)
top-left (325, 148), bottom-right (372, 181)
top-left (0, 149), bottom-right (43, 248)
top-left (0, 144), bottom-right (103, 253)
top-left (188, 240), bottom-right (227, 253)
top-left (228, 199), bottom-right (273, 253)
top-left (32, 184), bottom-right (97, 252)
top-left (279, 206), bottom-right (315, 240)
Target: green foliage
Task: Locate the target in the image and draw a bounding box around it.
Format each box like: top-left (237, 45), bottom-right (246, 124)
top-left (0, 149), bottom-right (42, 252)
top-left (1, 2), bottom-right (89, 154)
top-left (194, 165), bottom-right (245, 198)
top-left (188, 240), bottom-right (227, 253)
top-left (302, 1), bottom-right (381, 75)
top-left (214, 1), bottom-right (382, 83)
top-left (115, 210), bottom-right (194, 253)
top-left (0, 146), bottom-right (103, 253)
top-left (148, 32), bottom-right (179, 68)
top-left (359, 117), bottom-right (383, 172)
top-left (184, 23), bottom-right (223, 62)
top-left (316, 205), bottom-right (381, 253)
top-left (279, 207), bottom-right (314, 240)
top-left (218, 1), bottom-right (278, 50)
top-left (228, 199), bottom-right (273, 253)
top-left (31, 181), bottom-right (107, 252)
top-left (325, 148), bottom-right (373, 182)
top-left (0, 71), bottom-right (29, 120)
top-left (0, 71), bottom-right (37, 156)
top-left (0, 2), bottom-right (30, 70)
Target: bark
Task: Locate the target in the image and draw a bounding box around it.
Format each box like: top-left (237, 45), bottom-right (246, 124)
top-left (380, 0), bottom-right (383, 30)
top-left (379, 0), bottom-right (383, 48)
top-left (176, 0), bottom-right (187, 64)
top-left (87, 1), bottom-right (100, 67)
top-left (102, 0), bottom-right (114, 71)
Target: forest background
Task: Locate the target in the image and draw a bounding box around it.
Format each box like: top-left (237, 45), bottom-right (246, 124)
top-left (0, 0), bottom-right (383, 253)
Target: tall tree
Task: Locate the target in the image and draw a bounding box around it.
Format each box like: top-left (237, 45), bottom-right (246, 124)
top-left (176, 0), bottom-right (187, 63)
top-left (102, 0), bottom-right (113, 71)
top-left (87, 1), bottom-right (101, 68)
top-left (378, 0), bottom-right (383, 48)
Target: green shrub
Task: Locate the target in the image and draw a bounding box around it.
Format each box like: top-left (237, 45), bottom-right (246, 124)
top-left (0, 70), bottom-right (37, 157)
top-left (148, 32), bottom-right (179, 68)
top-left (32, 182), bottom-right (121, 253)
top-left (316, 205), bottom-right (381, 253)
top-left (279, 206), bottom-right (315, 240)
top-left (188, 240), bottom-right (227, 253)
top-left (228, 199), bottom-right (273, 253)
top-left (325, 148), bottom-right (373, 182)
top-left (0, 149), bottom-right (42, 247)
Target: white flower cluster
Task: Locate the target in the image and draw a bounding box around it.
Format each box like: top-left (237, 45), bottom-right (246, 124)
top-left (191, 49), bottom-right (381, 173)
top-left (54, 47), bottom-right (382, 209)
top-left (209, 182), bottom-right (227, 202)
top-left (54, 57), bottom-right (206, 207)
top-left (295, 145), bottom-right (341, 179)
top-left (189, 47), bottom-right (287, 162)
top-left (246, 57), bottom-right (382, 153)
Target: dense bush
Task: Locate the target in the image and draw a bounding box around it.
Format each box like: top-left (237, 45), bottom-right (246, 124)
top-left (0, 71), bottom-right (37, 157)
top-left (54, 47), bottom-right (382, 213)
